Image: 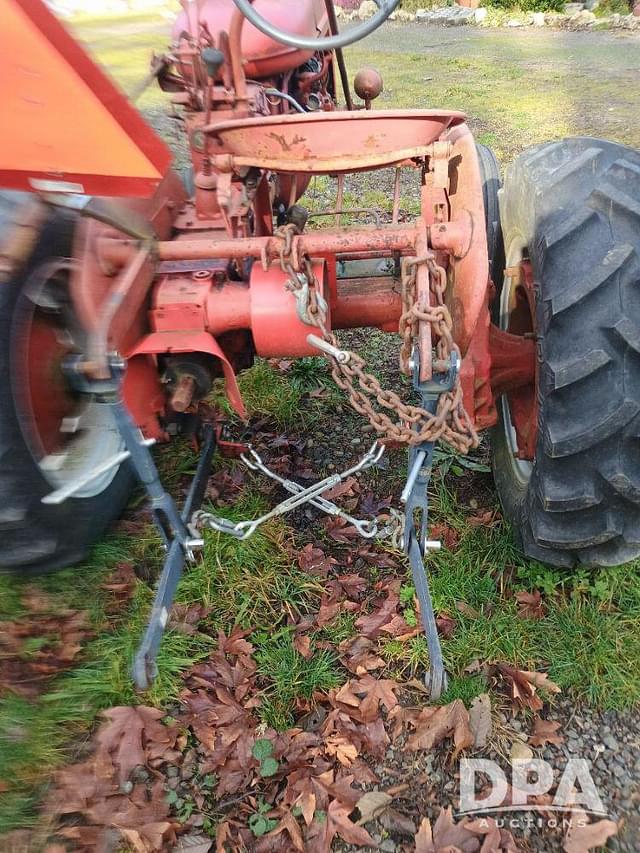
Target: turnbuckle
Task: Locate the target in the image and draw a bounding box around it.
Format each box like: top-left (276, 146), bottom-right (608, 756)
top-left (193, 441), bottom-right (385, 539)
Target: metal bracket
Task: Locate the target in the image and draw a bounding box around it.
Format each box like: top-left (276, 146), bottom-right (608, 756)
top-left (60, 355), bottom-right (216, 690)
top-left (132, 424), bottom-right (216, 690)
top-left (400, 348), bottom-right (456, 700)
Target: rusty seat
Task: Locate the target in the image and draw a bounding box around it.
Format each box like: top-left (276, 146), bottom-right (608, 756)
top-left (209, 109), bottom-right (466, 173)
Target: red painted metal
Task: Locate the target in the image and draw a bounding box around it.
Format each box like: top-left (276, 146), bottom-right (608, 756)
top-left (493, 259), bottom-right (538, 460)
top-left (9, 0), bottom-right (542, 447)
top-left (0, 0), bottom-right (171, 197)
top-left (250, 260), bottom-right (329, 357)
top-left (173, 0), bottom-right (329, 81)
top-left (207, 110), bottom-right (466, 174)
top-left (488, 325), bottom-right (536, 398)
top-left (440, 123), bottom-right (489, 358)
top-left (127, 331), bottom-right (246, 418)
top-left (26, 317), bottom-right (75, 457)
top-left (331, 278), bottom-right (401, 332)
top-left (102, 226), bottom-right (422, 267)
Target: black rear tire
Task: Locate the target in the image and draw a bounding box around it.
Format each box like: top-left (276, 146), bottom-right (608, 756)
top-left (0, 193), bottom-right (134, 573)
top-left (476, 142), bottom-right (505, 292)
top-left (492, 137), bottom-right (640, 568)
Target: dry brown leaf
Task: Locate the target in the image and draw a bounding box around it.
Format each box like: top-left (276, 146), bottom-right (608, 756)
top-left (355, 790), bottom-right (392, 824)
top-left (495, 663), bottom-right (560, 712)
top-left (322, 476), bottom-right (359, 502)
top-left (306, 797), bottom-right (376, 852)
top-left (324, 516), bottom-right (359, 542)
top-left (379, 807), bottom-right (416, 837)
top-left (415, 817), bottom-right (434, 852)
top-left (260, 809), bottom-right (305, 852)
top-left (456, 600), bottom-right (481, 620)
top-left (355, 583), bottom-right (400, 639)
top-left (515, 590), bottom-right (545, 620)
top-left (435, 612), bottom-right (457, 638)
top-left (293, 633), bottom-right (312, 659)
top-left (298, 544), bottom-right (337, 576)
top-left (468, 693), bottom-right (492, 749)
top-left (94, 706), bottom-right (149, 785)
top-left (173, 833), bottom-right (213, 853)
top-left (294, 790), bottom-right (317, 827)
top-left (324, 736), bottom-right (358, 766)
top-left (430, 522), bottom-right (460, 550)
top-left (468, 509), bottom-right (501, 528)
top-left (529, 716), bottom-right (565, 747)
top-left (338, 635), bottom-right (385, 675)
top-left (406, 700), bottom-right (474, 758)
top-left (563, 810), bottom-right (618, 852)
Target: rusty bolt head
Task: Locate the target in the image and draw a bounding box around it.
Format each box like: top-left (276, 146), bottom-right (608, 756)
top-left (354, 67), bottom-right (384, 103)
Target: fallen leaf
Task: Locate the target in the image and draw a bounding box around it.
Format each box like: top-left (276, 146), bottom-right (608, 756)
top-left (468, 509), bottom-right (501, 528)
top-left (321, 477), bottom-right (358, 502)
top-left (355, 583), bottom-right (400, 639)
top-left (173, 833), bottom-right (213, 853)
top-left (405, 700), bottom-right (474, 758)
top-left (414, 817), bottom-right (434, 852)
top-left (335, 675), bottom-right (400, 723)
top-left (306, 797), bottom-right (376, 852)
top-left (529, 717), bottom-right (565, 747)
top-left (324, 736), bottom-right (358, 766)
top-left (468, 693), bottom-right (492, 748)
top-left (430, 522), bottom-right (460, 550)
top-left (495, 663), bottom-right (561, 712)
top-left (563, 810), bottom-right (618, 852)
top-left (338, 636), bottom-right (385, 675)
top-left (415, 807), bottom-right (487, 852)
top-left (355, 790), bottom-right (392, 824)
top-left (298, 544), bottom-right (337, 576)
top-left (324, 516), bottom-right (359, 543)
top-left (379, 807), bottom-right (416, 837)
top-left (169, 603), bottom-right (212, 635)
top-left (293, 634), bottom-right (312, 659)
top-left (294, 790), bottom-right (317, 827)
top-left (456, 600), bottom-right (481, 620)
top-left (516, 590), bottom-right (545, 620)
top-left (436, 612), bottom-right (457, 638)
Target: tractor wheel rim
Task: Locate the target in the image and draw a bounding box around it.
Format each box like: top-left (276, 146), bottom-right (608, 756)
top-left (499, 237), bottom-right (534, 488)
top-left (12, 258), bottom-right (124, 498)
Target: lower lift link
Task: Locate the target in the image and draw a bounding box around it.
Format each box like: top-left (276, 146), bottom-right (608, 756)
top-left (48, 353), bottom-right (454, 696)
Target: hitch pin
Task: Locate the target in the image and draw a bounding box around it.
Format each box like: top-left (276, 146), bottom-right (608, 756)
top-left (307, 334), bottom-right (350, 364)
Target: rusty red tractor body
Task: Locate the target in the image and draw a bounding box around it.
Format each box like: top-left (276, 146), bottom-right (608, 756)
top-left (2, 0), bottom-right (640, 690)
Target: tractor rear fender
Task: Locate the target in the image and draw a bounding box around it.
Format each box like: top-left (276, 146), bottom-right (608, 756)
top-left (440, 122), bottom-right (490, 356)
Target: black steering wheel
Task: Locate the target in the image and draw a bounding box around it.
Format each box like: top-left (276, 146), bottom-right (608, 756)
top-left (230, 0), bottom-right (401, 51)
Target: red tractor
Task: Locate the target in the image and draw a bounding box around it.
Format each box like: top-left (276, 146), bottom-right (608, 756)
top-left (2, 0), bottom-right (639, 692)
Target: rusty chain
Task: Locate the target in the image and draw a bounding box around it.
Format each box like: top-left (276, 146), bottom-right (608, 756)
top-left (273, 224), bottom-right (479, 452)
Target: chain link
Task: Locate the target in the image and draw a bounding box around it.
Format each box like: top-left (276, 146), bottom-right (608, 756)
top-left (273, 224), bottom-right (478, 452)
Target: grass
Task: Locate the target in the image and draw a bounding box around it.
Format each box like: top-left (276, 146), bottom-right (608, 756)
top-left (3, 7), bottom-right (640, 841)
top-left (253, 627), bottom-right (341, 730)
top-left (377, 476), bottom-right (640, 709)
top-left (216, 357), bottom-right (340, 428)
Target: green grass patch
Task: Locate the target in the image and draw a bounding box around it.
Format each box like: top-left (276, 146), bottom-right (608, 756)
top-left (217, 357), bottom-right (339, 427)
top-left (388, 481), bottom-right (640, 709)
top-left (253, 628), bottom-right (341, 730)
